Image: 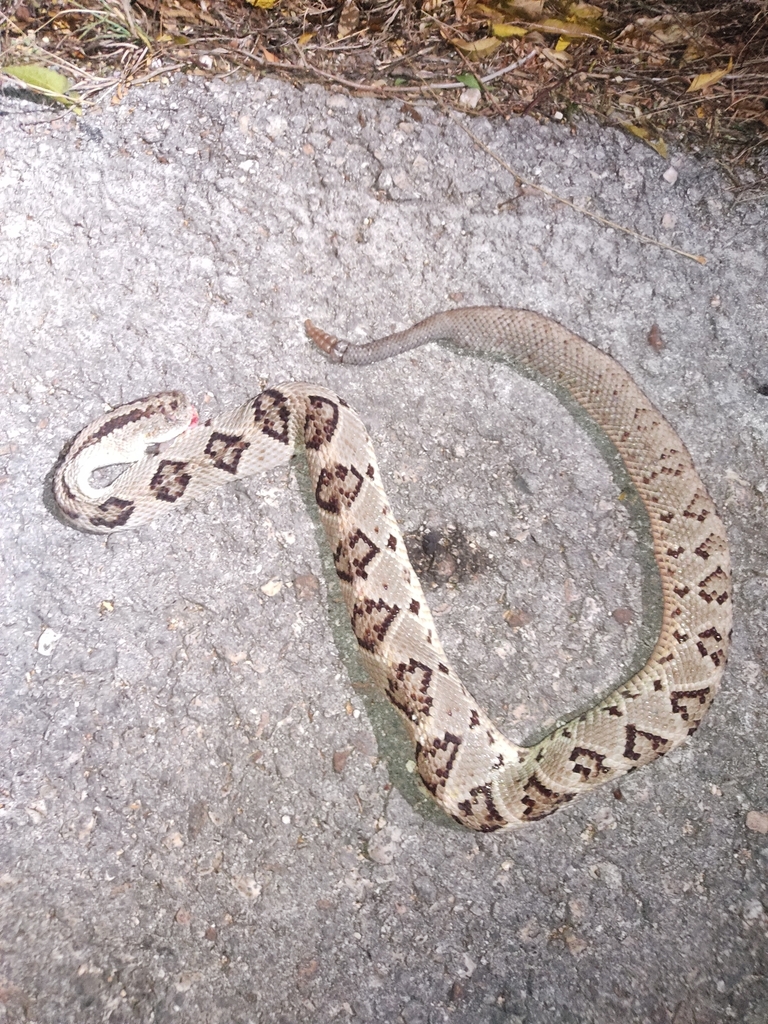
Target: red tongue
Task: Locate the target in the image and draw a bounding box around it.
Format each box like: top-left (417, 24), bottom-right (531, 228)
top-left (189, 407), bottom-right (200, 428)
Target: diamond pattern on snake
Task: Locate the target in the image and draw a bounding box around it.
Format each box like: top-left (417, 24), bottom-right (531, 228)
top-left (53, 306), bottom-right (732, 832)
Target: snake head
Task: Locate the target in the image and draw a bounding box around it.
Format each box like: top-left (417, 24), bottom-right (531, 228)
top-left (54, 390), bottom-right (198, 520)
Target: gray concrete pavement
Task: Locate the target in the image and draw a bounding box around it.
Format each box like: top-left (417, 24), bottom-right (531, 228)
top-left (1, 75), bottom-right (767, 1023)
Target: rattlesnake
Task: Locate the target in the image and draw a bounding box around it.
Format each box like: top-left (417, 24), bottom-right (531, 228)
top-left (53, 307), bottom-right (731, 831)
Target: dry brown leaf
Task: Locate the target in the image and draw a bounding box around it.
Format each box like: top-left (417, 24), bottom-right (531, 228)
top-left (647, 323), bottom-right (664, 352)
top-left (170, 0), bottom-right (217, 27)
top-left (617, 14), bottom-right (703, 52)
top-left (161, 0), bottom-right (201, 23)
top-left (500, 0), bottom-right (544, 19)
top-left (337, 0), bottom-right (360, 40)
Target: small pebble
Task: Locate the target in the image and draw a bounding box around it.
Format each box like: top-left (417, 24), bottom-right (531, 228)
top-left (746, 810), bottom-right (768, 834)
top-left (459, 88), bottom-right (481, 110)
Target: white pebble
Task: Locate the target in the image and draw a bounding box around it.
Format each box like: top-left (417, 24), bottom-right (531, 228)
top-left (37, 627), bottom-right (62, 656)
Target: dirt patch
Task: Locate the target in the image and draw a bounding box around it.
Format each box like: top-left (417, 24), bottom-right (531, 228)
top-left (404, 523), bottom-right (491, 587)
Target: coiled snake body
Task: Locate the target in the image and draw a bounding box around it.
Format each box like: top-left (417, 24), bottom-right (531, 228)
top-left (54, 308), bottom-right (731, 831)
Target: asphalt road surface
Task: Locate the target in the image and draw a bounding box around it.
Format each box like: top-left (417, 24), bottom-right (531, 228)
top-left (1, 75), bottom-right (767, 1024)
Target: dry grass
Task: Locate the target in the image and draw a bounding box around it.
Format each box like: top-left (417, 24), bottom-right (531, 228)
top-left (1, 0), bottom-right (766, 192)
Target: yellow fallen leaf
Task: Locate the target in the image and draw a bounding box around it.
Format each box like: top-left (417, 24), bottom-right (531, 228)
top-left (452, 36), bottom-right (503, 57)
top-left (620, 122), bottom-right (668, 159)
top-left (490, 13), bottom-right (603, 38)
top-left (538, 17), bottom-right (596, 38)
top-left (555, 36), bottom-right (571, 51)
top-left (624, 123), bottom-right (649, 139)
top-left (491, 23), bottom-right (529, 37)
top-left (298, 32), bottom-right (315, 46)
top-left (686, 58), bottom-right (732, 93)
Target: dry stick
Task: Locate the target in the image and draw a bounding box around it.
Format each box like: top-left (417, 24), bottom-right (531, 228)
top-left (128, 63), bottom-right (186, 88)
top-left (459, 117), bottom-right (708, 265)
top-left (394, 49), bottom-right (708, 266)
top-left (481, 56), bottom-right (534, 83)
top-left (277, 48), bottom-right (536, 95)
top-left (293, 43), bottom-right (707, 265)
top-left (443, 103), bottom-right (708, 266)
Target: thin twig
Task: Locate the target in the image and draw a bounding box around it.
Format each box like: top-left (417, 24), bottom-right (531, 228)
top-left (480, 51), bottom-right (537, 84)
top-left (395, 54), bottom-right (709, 265)
top-left (127, 63), bottom-right (187, 87)
top-left (291, 58), bottom-right (462, 93)
top-left (283, 48), bottom-right (535, 94)
top-left (451, 114), bottom-right (708, 265)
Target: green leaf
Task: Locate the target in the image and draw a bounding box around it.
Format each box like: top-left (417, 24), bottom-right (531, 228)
top-left (457, 73), bottom-right (481, 89)
top-left (3, 64), bottom-right (82, 112)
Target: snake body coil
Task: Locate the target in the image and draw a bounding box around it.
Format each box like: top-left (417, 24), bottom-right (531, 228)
top-left (54, 308), bottom-right (731, 831)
